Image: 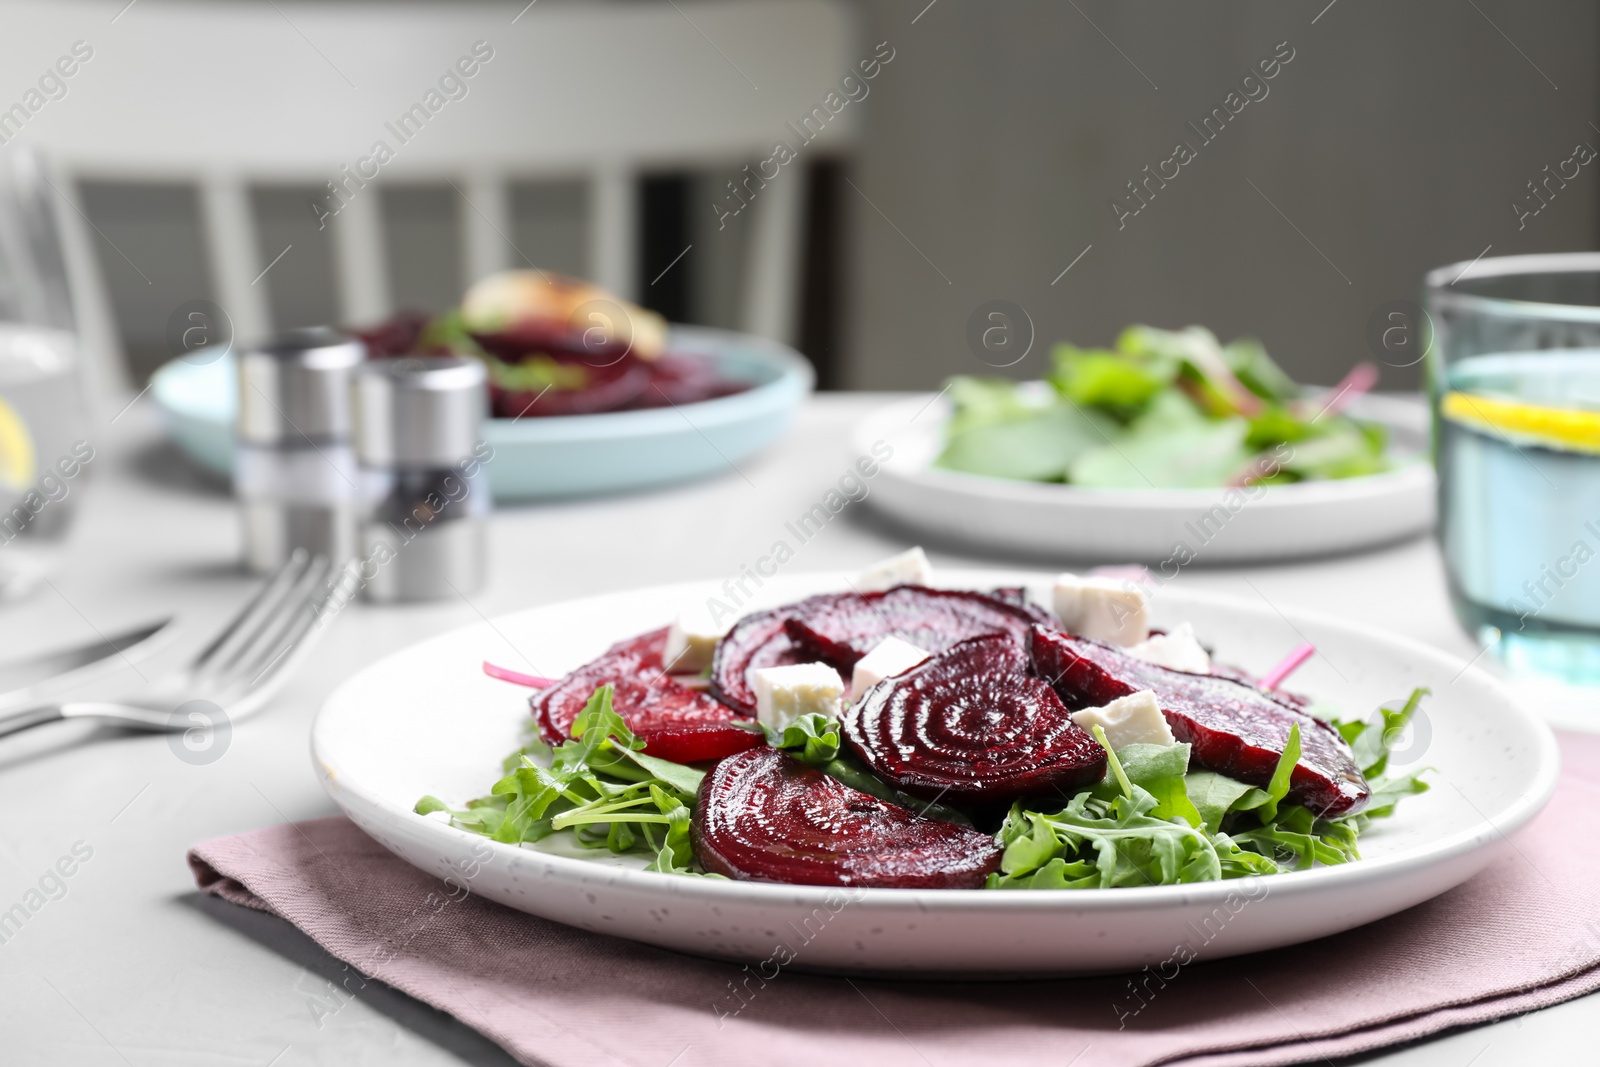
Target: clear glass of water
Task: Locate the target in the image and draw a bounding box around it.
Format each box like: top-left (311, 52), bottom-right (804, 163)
top-left (0, 146), bottom-right (89, 600)
top-left (1427, 252), bottom-right (1600, 682)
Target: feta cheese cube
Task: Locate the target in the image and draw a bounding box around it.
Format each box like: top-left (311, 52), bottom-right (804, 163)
top-left (662, 605), bottom-right (728, 674)
top-left (752, 662), bottom-right (844, 729)
top-left (1070, 690), bottom-right (1175, 750)
top-left (1051, 573), bottom-right (1149, 645)
top-left (1126, 622), bottom-right (1212, 675)
top-left (855, 546), bottom-right (933, 592)
top-left (850, 636), bottom-right (931, 698)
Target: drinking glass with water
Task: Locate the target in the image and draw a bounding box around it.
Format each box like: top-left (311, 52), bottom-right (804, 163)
top-left (1428, 253), bottom-right (1600, 683)
top-left (0, 146), bottom-right (90, 601)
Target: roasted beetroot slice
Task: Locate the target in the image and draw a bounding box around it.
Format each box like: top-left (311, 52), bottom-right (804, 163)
top-left (1030, 626), bottom-right (1368, 816)
top-left (692, 747), bottom-right (1000, 888)
top-left (785, 586), bottom-right (1051, 671)
top-left (636, 723), bottom-right (761, 763)
top-left (532, 627), bottom-right (753, 760)
top-left (1207, 660), bottom-right (1312, 708)
top-left (843, 633), bottom-right (1105, 805)
top-left (987, 585), bottom-right (1053, 615)
top-left (708, 594), bottom-right (847, 714)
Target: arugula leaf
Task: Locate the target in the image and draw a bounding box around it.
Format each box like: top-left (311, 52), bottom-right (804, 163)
top-left (990, 729), bottom-right (1221, 889)
top-left (414, 684), bottom-right (708, 872)
top-left (1333, 688), bottom-right (1432, 823)
top-left (989, 788), bottom-right (1223, 890)
top-left (1346, 687), bottom-right (1427, 777)
top-left (758, 714), bottom-right (842, 767)
top-left (1228, 804), bottom-right (1360, 870)
top-left (1183, 771), bottom-right (1258, 835)
top-left (615, 748), bottom-right (706, 795)
top-left (1257, 724), bottom-right (1301, 823)
top-left (1359, 773), bottom-right (1431, 822)
top-left (1091, 741), bottom-right (1203, 829)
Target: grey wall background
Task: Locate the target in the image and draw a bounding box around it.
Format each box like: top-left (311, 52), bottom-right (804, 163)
top-left (846, 0), bottom-right (1600, 390)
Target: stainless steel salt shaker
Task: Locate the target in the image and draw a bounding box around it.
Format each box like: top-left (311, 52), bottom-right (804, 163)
top-left (234, 327), bottom-right (363, 573)
top-left (352, 356), bottom-right (489, 602)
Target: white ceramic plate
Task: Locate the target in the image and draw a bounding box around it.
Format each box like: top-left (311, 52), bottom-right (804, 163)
top-left (854, 393), bottom-right (1435, 563)
top-left (312, 569), bottom-right (1557, 977)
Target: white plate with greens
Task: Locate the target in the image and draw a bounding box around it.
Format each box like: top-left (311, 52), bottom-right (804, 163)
top-left (311, 569), bottom-right (1555, 976)
top-left (856, 326), bottom-right (1434, 563)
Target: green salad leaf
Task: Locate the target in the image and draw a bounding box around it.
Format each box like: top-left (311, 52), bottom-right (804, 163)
top-left (418, 308), bottom-right (589, 394)
top-left (1089, 741), bottom-right (1202, 828)
top-left (1068, 417), bottom-right (1255, 489)
top-left (1222, 336), bottom-right (1299, 404)
top-left (991, 728), bottom-right (1223, 889)
top-left (1336, 688), bottom-right (1432, 824)
top-left (1052, 343), bottom-right (1177, 416)
top-left (935, 324), bottom-right (1391, 489)
top-left (753, 713), bottom-right (841, 766)
top-left (484, 353), bottom-right (588, 393)
top-left (935, 403), bottom-right (1113, 482)
top-left (414, 685), bottom-right (711, 875)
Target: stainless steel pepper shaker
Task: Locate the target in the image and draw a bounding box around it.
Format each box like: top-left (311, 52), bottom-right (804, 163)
top-left (352, 355), bottom-right (489, 602)
top-left (234, 327), bottom-right (363, 573)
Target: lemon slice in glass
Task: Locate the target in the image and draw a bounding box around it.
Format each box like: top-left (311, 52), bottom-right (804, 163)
top-left (0, 394), bottom-right (37, 493)
top-left (1441, 390), bottom-right (1600, 456)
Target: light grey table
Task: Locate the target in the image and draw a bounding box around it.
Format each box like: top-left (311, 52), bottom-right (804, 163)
top-left (0, 394), bottom-right (1588, 1066)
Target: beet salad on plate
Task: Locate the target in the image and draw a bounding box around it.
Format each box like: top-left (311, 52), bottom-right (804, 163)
top-left (417, 547), bottom-right (1429, 890)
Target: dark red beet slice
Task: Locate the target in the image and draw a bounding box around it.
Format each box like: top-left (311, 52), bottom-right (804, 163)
top-left (634, 722), bottom-right (760, 764)
top-left (786, 586), bottom-right (1051, 671)
top-left (709, 594), bottom-right (842, 715)
top-left (532, 627), bottom-right (756, 762)
top-left (1029, 626), bottom-right (1368, 816)
top-left (348, 311), bottom-right (432, 357)
top-left (692, 747), bottom-right (1001, 888)
top-left (622, 354), bottom-right (749, 409)
top-left (489, 356), bottom-right (652, 418)
top-left (1206, 660), bottom-right (1311, 708)
top-left (843, 633), bottom-right (1106, 805)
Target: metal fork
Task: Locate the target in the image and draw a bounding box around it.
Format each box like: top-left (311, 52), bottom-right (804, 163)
top-left (0, 551), bottom-right (357, 739)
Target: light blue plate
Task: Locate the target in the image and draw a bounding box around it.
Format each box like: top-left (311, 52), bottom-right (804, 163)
top-left (149, 326), bottom-right (814, 500)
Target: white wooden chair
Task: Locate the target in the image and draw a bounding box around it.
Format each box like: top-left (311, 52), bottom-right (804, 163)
top-left (0, 0), bottom-right (857, 394)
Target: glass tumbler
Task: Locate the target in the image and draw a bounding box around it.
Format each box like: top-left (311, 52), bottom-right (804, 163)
top-left (0, 146), bottom-right (89, 601)
top-left (1426, 252), bottom-right (1600, 682)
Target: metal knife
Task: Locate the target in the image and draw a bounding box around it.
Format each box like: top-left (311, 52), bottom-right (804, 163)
top-left (0, 617), bottom-right (175, 707)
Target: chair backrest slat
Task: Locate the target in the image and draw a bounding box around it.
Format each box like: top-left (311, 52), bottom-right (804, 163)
top-left (590, 162), bottom-right (637, 303)
top-left (198, 173), bottom-right (271, 347)
top-left (460, 172), bottom-right (513, 283)
top-left (330, 190), bottom-right (390, 325)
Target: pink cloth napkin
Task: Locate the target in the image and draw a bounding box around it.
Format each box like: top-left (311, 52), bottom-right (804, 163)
top-left (188, 731), bottom-right (1600, 1067)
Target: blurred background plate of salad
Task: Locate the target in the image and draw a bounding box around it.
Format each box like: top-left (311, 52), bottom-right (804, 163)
top-left (148, 270), bottom-right (814, 501)
top-left (854, 325), bottom-right (1433, 564)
